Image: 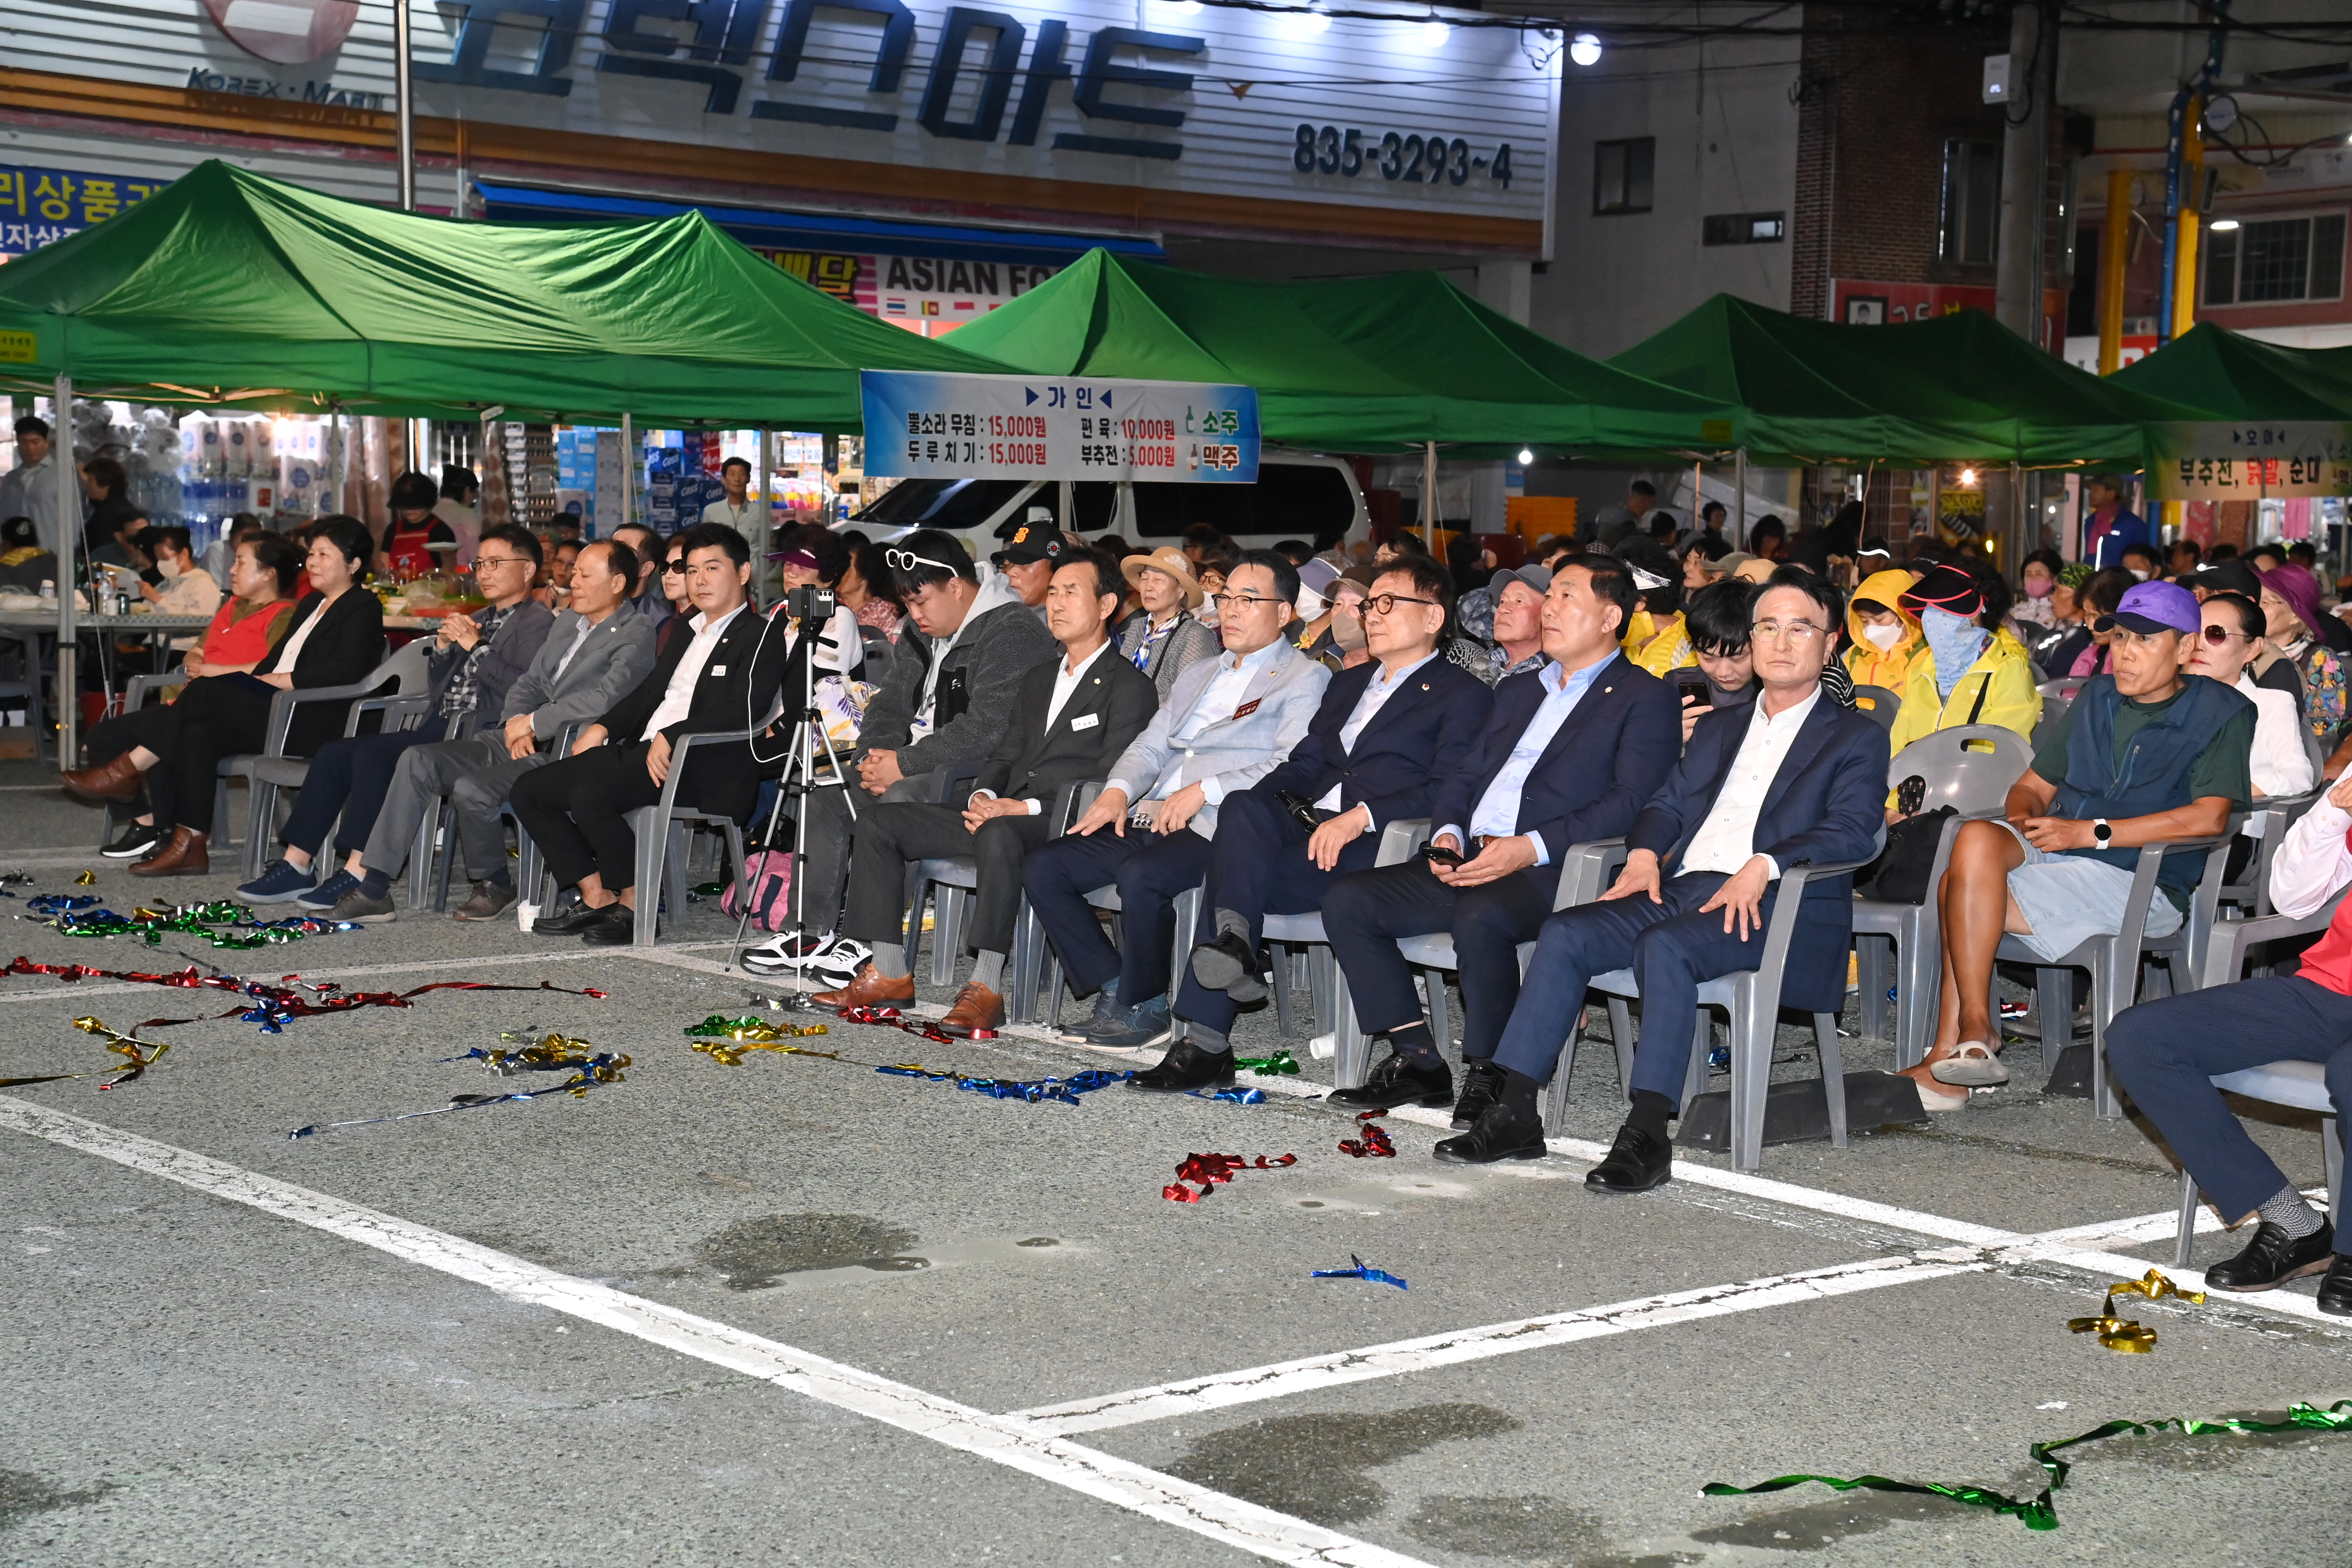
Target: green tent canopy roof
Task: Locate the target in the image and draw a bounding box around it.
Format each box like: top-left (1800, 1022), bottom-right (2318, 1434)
top-left (939, 250), bottom-right (1743, 453)
top-left (1609, 293), bottom-right (2198, 467)
top-left (2108, 322), bottom-right (2352, 420)
top-left (0, 159), bottom-right (995, 427)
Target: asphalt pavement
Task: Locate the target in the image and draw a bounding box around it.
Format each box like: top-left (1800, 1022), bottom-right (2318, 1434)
top-left (3, 765), bottom-right (2348, 1568)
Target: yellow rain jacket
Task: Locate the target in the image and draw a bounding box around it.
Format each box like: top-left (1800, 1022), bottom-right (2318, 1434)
top-left (1622, 609), bottom-right (1695, 677)
top-left (1842, 568), bottom-right (1922, 692)
top-left (1886, 625), bottom-right (2044, 757)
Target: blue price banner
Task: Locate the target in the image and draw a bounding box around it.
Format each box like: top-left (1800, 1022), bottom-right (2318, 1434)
top-left (862, 372), bottom-right (1259, 483)
top-left (0, 164), bottom-right (170, 257)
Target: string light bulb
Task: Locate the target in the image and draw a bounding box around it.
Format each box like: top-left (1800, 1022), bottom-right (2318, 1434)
top-left (1569, 32), bottom-right (1602, 66)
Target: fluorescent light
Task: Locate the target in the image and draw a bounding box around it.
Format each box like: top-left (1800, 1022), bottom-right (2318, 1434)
top-left (1417, 16), bottom-right (1449, 48)
top-left (2209, 217), bottom-right (2240, 231)
top-left (1569, 32), bottom-right (1602, 66)
top-left (1516, 448), bottom-right (1534, 465)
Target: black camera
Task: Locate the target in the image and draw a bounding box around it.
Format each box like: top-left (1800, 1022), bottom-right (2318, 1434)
top-left (783, 584), bottom-right (836, 621)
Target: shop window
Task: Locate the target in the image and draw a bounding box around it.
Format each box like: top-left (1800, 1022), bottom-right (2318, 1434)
top-left (2207, 213), bottom-right (2348, 305)
top-left (1937, 139), bottom-right (2000, 266)
top-left (1593, 138), bottom-right (1654, 215)
top-left (1701, 211), bottom-right (1784, 245)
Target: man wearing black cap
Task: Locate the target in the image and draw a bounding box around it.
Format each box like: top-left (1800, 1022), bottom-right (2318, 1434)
top-left (994, 507), bottom-right (1068, 625)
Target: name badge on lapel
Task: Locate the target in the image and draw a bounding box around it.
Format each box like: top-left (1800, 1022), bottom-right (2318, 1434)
top-left (1071, 712), bottom-right (1100, 730)
top-left (710, 665), bottom-right (727, 676)
top-left (1232, 698), bottom-right (1262, 720)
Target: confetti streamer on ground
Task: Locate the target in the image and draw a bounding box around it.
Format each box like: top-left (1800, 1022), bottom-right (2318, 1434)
top-left (73, 870), bottom-right (96, 886)
top-left (1188, 1086), bottom-right (1267, 1104)
top-left (1703, 1400), bottom-right (2352, 1531)
top-left (3, 957), bottom-right (605, 1034)
top-left (1162, 1151), bottom-right (1297, 1202)
top-left (0, 1072), bottom-right (79, 1087)
top-left (877, 1062), bottom-right (1131, 1104)
top-left (1235, 1050), bottom-right (1299, 1077)
top-left (288, 1036), bottom-right (630, 1138)
top-left (34, 897), bottom-right (360, 948)
top-left (1312, 1254), bottom-right (1407, 1290)
top-left (2067, 1268), bottom-right (2206, 1353)
top-left (684, 1014), bottom-right (832, 1043)
top-left (69, 1017), bottom-right (171, 1088)
top-left (1338, 1108), bottom-right (1396, 1158)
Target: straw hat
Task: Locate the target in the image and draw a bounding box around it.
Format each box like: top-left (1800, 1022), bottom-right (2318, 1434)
top-left (1122, 545), bottom-right (1205, 609)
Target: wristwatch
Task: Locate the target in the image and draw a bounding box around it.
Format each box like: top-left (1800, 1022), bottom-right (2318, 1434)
top-left (2092, 817), bottom-right (2112, 845)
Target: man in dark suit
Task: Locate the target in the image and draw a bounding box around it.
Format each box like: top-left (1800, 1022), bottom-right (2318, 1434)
top-left (1320, 556), bottom-right (1682, 1120)
top-left (1144, 559), bottom-right (1495, 1090)
top-left (816, 551), bottom-right (1158, 1033)
top-left (1437, 572), bottom-right (1888, 1190)
top-left (509, 523), bottom-right (791, 945)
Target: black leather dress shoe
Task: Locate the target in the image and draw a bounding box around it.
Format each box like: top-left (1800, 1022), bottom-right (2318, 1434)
top-left (533, 898), bottom-right (612, 935)
top-left (1130, 1034), bottom-right (1237, 1093)
top-left (580, 906), bottom-right (637, 945)
top-left (1188, 932), bottom-right (1267, 1003)
top-left (1329, 1050), bottom-right (1453, 1110)
top-left (1583, 1123), bottom-right (1673, 1194)
top-left (1450, 1060), bottom-right (1504, 1129)
top-left (2317, 1254), bottom-right (2352, 1317)
top-left (2204, 1221), bottom-right (2337, 1292)
top-left (1432, 1097), bottom-right (1547, 1164)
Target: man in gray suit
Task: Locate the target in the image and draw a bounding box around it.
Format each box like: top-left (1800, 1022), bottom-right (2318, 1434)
top-left (326, 538), bottom-right (658, 924)
top-left (1024, 550), bottom-right (1330, 1052)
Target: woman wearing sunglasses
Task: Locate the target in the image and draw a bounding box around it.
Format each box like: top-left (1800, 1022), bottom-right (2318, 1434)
top-left (2191, 591), bottom-right (2313, 799)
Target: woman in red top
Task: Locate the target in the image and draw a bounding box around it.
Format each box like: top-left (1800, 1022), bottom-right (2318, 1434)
top-left (377, 471), bottom-right (456, 580)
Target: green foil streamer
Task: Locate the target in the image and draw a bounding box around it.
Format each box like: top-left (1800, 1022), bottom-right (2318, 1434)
top-left (1703, 1400), bottom-right (2352, 1531)
top-left (1234, 1049), bottom-right (1300, 1077)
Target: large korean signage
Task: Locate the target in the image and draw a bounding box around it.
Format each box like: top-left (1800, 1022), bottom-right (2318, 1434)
top-left (862, 371), bottom-right (1259, 481)
top-left (17, 1), bottom-right (1558, 253)
top-left (2151, 422), bottom-right (2352, 502)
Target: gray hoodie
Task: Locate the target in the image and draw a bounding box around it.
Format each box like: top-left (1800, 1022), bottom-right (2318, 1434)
top-left (855, 572), bottom-right (1059, 776)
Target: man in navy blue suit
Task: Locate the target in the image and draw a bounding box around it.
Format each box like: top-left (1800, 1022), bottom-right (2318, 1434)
top-left (1437, 571), bottom-right (1888, 1190)
top-left (1139, 558), bottom-right (1495, 1091)
top-left (1320, 556), bottom-right (1682, 1120)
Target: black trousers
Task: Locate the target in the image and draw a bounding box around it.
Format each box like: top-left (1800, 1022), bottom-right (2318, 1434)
top-left (148, 674), bottom-right (275, 836)
top-left (1023, 825), bottom-right (1213, 1008)
top-left (278, 716), bottom-right (455, 859)
top-left (84, 702), bottom-right (179, 817)
top-left (1321, 858), bottom-right (1558, 1061)
top-left (507, 742), bottom-right (665, 894)
top-left (841, 801), bottom-right (1052, 957)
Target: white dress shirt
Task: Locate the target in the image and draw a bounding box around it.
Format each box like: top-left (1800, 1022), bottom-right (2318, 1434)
top-left (1678, 685), bottom-right (1823, 879)
top-left (2272, 795), bottom-right (2352, 920)
top-left (549, 614), bottom-right (596, 681)
top-left (1315, 651), bottom-right (1437, 810)
top-left (1446, 652), bottom-right (1616, 865)
top-left (2238, 671), bottom-right (2315, 799)
top-left (639, 603), bottom-right (745, 741)
top-left (973, 640), bottom-right (1113, 815)
top-left (1112, 638), bottom-right (1285, 804)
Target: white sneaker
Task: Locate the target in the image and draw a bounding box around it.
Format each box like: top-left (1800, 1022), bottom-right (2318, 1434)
top-left (807, 938), bottom-right (872, 985)
top-left (742, 930), bottom-right (843, 974)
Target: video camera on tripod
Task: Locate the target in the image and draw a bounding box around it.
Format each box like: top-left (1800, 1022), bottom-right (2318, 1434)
top-left (782, 583), bottom-right (836, 623)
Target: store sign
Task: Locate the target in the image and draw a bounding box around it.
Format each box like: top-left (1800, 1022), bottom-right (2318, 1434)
top-left (17, 2), bottom-right (1556, 248)
top-left (1833, 279), bottom-right (2065, 349)
top-left (2151, 422), bottom-right (2352, 502)
top-left (862, 371), bottom-right (1258, 481)
top-left (0, 164), bottom-right (170, 257)
top-left (749, 246), bottom-right (1058, 327)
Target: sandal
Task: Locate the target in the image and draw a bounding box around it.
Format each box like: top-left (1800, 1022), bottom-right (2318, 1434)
top-left (1929, 1040), bottom-right (2010, 1086)
top-left (1914, 1076), bottom-right (1970, 1112)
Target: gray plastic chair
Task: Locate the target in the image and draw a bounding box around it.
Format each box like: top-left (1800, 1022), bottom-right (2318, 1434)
top-left (1998, 818), bottom-right (2244, 1119)
top-left (1257, 816), bottom-right (1433, 1046)
top-left (621, 728), bottom-right (755, 946)
top-left (1034, 776), bottom-right (1202, 1030)
top-left (1849, 684), bottom-right (1901, 735)
top-left (235, 640), bottom-right (435, 879)
top-left (2173, 1058), bottom-right (2344, 1269)
top-left (2030, 678), bottom-right (2080, 760)
top-left (405, 720), bottom-right (580, 913)
top-left (1565, 829), bottom-right (1886, 1172)
top-left (1852, 724), bottom-right (2034, 1069)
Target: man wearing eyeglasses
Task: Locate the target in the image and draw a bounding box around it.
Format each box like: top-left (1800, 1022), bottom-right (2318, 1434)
top-left (1904, 578), bottom-right (2253, 1112)
top-left (234, 524), bottom-right (556, 910)
top-left (790, 528), bottom-right (1061, 947)
top-left (1439, 572), bottom-right (1888, 1192)
top-left (1140, 559), bottom-right (1495, 1088)
top-left (1025, 551), bottom-right (1330, 1049)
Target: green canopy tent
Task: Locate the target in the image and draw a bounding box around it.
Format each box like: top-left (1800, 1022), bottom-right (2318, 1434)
top-left (2108, 323), bottom-right (2352, 508)
top-left (0, 159), bottom-right (997, 427)
top-left (2110, 322), bottom-right (2352, 420)
top-left (1607, 293), bottom-right (2195, 467)
top-left (938, 249), bottom-right (1741, 453)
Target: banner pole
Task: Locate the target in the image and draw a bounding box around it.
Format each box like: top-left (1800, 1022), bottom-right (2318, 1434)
top-left (52, 373), bottom-right (77, 767)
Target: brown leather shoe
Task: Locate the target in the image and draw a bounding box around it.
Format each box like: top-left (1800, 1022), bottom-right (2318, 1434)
top-left (60, 753), bottom-right (143, 803)
top-left (812, 963), bottom-right (916, 1009)
top-left (128, 826), bottom-right (209, 876)
top-left (938, 981), bottom-right (1004, 1037)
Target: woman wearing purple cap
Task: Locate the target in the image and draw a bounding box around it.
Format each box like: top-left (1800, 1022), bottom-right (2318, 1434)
top-left (2257, 566), bottom-right (2346, 743)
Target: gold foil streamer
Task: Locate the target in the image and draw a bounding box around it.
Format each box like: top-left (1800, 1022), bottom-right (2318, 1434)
top-left (2066, 1269), bottom-right (2206, 1352)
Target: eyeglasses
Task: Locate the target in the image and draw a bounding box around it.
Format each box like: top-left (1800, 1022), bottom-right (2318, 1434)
top-left (886, 548), bottom-right (959, 576)
top-left (471, 555), bottom-right (531, 571)
top-left (1210, 593), bottom-right (1286, 612)
top-left (1751, 618), bottom-right (1829, 643)
top-left (2199, 624), bottom-right (2254, 645)
top-left (1360, 593), bottom-right (1440, 616)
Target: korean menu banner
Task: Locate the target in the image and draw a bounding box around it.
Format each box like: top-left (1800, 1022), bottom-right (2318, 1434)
top-left (0, 164), bottom-right (171, 257)
top-left (861, 372), bottom-right (1259, 483)
top-left (2151, 421), bottom-right (2352, 501)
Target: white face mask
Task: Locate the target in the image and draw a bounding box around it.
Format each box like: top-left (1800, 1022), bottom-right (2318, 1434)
top-left (1861, 621), bottom-right (1903, 650)
top-left (155, 556), bottom-right (181, 579)
top-left (2129, 568), bottom-right (2150, 581)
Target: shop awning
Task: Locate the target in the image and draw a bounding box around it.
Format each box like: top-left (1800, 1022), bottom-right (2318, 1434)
top-left (1608, 294), bottom-right (2198, 467)
top-left (472, 181), bottom-right (1165, 267)
top-left (2108, 322), bottom-right (2352, 419)
top-left (939, 249), bottom-right (1742, 453)
top-left (0, 159), bottom-right (1000, 428)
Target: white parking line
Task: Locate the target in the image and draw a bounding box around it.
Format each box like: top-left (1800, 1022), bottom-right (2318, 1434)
top-left (0, 1095), bottom-right (1435, 1568)
top-left (1010, 1253), bottom-right (1988, 1436)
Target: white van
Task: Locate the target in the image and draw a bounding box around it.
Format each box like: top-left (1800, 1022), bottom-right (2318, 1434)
top-left (838, 449), bottom-right (1367, 551)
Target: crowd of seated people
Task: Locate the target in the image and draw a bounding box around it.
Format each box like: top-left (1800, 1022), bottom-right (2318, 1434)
top-left (49, 495), bottom-right (2351, 1311)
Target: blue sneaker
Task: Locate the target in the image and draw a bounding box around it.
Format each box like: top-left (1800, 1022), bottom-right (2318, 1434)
top-left (236, 859), bottom-right (315, 904)
top-left (297, 870), bottom-right (361, 911)
top-left (1088, 996), bottom-right (1173, 1049)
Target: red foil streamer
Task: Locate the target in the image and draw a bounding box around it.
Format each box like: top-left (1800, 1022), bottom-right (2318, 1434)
top-left (1162, 1151), bottom-right (1298, 1202)
top-left (3, 958), bottom-right (605, 1032)
top-left (1339, 1110), bottom-right (1396, 1159)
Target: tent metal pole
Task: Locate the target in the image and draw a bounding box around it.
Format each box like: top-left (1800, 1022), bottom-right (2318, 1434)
top-left (1734, 447), bottom-right (1748, 543)
top-left (393, 0), bottom-right (415, 211)
top-left (756, 425), bottom-right (771, 611)
top-left (1422, 441), bottom-right (1437, 550)
top-left (1691, 458), bottom-right (1702, 533)
top-left (620, 413), bottom-right (634, 534)
top-left (52, 373), bottom-right (77, 767)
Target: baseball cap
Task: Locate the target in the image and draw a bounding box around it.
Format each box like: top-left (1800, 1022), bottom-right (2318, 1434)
top-left (995, 518), bottom-right (1072, 567)
top-left (1490, 563), bottom-right (1553, 598)
top-left (1899, 562), bottom-right (1984, 620)
top-left (2097, 579), bottom-right (2200, 637)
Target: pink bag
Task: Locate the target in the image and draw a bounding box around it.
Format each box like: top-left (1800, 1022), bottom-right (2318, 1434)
top-left (721, 852), bottom-right (796, 933)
